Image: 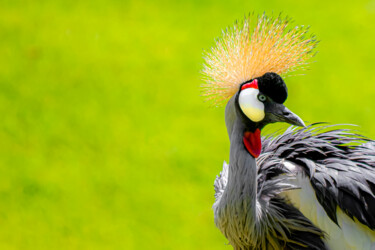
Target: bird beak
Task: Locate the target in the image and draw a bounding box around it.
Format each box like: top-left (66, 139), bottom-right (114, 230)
top-left (266, 103), bottom-right (305, 127)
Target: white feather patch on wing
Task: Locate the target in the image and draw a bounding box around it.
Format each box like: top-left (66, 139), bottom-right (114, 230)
top-left (281, 161), bottom-right (375, 250)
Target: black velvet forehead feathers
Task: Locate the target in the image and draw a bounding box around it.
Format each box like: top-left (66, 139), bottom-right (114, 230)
top-left (257, 72), bottom-right (288, 104)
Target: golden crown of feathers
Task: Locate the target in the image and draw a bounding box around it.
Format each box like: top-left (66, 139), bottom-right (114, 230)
top-left (202, 14), bottom-right (318, 106)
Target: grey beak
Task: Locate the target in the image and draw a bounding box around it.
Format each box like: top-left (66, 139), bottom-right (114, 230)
top-left (267, 103), bottom-right (305, 127)
top-left (280, 106), bottom-right (306, 127)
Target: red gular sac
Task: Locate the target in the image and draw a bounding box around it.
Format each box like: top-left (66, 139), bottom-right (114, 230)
top-left (241, 79), bottom-right (258, 90)
top-left (243, 129), bottom-right (262, 158)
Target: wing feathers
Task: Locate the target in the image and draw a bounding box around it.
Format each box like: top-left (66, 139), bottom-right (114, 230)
top-left (260, 124), bottom-right (375, 230)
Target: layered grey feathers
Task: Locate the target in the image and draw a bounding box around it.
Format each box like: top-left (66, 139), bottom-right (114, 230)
top-left (213, 121), bottom-right (327, 249)
top-left (214, 161), bottom-right (228, 202)
top-left (214, 124), bottom-right (375, 248)
top-left (260, 124), bottom-right (375, 230)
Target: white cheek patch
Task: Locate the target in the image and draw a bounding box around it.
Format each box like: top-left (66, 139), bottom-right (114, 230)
top-left (239, 88), bottom-right (265, 122)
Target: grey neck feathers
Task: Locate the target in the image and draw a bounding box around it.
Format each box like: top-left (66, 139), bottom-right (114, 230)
top-left (214, 100), bottom-right (260, 247)
top-left (225, 96), bottom-right (236, 140)
top-left (223, 117), bottom-right (258, 211)
top-left (222, 98), bottom-right (258, 221)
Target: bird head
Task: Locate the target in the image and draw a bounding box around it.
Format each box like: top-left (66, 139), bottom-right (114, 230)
top-left (236, 72), bottom-right (305, 132)
top-left (202, 14), bottom-right (317, 158)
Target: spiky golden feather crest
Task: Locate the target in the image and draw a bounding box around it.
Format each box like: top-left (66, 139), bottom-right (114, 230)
top-left (202, 14), bottom-right (318, 106)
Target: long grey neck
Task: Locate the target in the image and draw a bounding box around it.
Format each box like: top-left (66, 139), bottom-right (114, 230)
top-left (227, 119), bottom-right (257, 201)
top-left (222, 98), bottom-right (258, 219)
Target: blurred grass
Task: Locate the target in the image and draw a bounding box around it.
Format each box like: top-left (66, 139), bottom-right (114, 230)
top-left (0, 0), bottom-right (375, 249)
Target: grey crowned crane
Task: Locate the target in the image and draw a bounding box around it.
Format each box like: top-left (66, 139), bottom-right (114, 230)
top-left (202, 14), bottom-right (375, 249)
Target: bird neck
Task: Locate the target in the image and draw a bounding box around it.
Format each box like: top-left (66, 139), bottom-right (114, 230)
top-left (224, 117), bottom-right (258, 216)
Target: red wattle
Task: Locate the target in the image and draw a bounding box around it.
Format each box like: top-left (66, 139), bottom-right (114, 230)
top-left (243, 129), bottom-right (262, 158)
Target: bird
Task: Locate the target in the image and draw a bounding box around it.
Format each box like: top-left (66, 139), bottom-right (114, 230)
top-left (202, 14), bottom-right (375, 249)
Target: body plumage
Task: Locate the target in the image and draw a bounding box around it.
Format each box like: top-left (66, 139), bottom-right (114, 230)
top-left (203, 14), bottom-right (375, 249)
top-left (214, 122), bottom-right (375, 249)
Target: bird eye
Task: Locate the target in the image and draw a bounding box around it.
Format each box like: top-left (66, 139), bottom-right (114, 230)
top-left (258, 94), bottom-right (266, 102)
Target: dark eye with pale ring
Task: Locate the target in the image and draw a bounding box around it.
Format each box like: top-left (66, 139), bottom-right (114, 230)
top-left (258, 94), bottom-right (266, 102)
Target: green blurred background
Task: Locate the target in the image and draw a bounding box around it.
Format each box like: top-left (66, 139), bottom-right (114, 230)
top-left (0, 0), bottom-right (375, 249)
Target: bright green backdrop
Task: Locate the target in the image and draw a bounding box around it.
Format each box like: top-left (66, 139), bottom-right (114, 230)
top-left (0, 0), bottom-right (375, 249)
